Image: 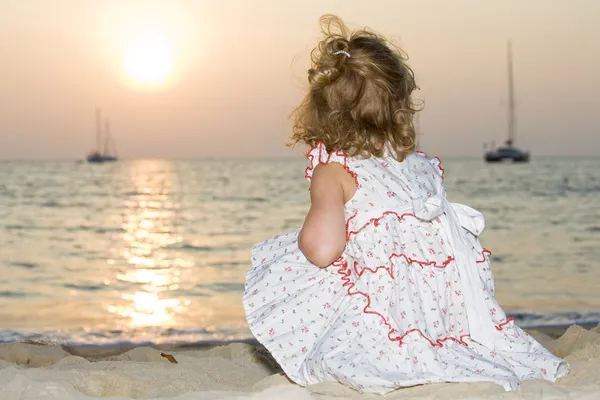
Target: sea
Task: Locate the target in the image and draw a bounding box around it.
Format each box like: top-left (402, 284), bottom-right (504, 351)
top-left (1, 157), bottom-right (599, 345)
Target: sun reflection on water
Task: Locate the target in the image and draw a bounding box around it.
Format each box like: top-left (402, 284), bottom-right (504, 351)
top-left (108, 160), bottom-right (191, 328)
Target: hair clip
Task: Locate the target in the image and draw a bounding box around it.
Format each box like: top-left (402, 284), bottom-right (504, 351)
top-left (333, 50), bottom-right (351, 58)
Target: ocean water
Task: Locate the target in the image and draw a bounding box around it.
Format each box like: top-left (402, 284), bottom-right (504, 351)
top-left (1, 157), bottom-right (599, 345)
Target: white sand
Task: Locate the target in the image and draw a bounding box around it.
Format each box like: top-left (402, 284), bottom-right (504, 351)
top-left (1, 324), bottom-right (600, 400)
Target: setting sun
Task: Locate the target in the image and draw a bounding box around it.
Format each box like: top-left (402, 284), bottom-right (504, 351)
top-left (123, 35), bottom-right (174, 86)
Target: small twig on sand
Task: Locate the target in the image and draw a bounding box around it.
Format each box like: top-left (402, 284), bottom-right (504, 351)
top-left (160, 352), bottom-right (178, 363)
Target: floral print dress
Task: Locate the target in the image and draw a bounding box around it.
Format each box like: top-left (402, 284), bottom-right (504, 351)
top-left (243, 142), bottom-right (568, 394)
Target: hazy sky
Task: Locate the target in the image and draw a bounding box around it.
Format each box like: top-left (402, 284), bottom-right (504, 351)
top-left (1, 0), bottom-right (599, 159)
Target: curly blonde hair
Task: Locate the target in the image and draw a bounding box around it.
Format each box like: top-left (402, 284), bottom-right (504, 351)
top-left (289, 15), bottom-right (420, 161)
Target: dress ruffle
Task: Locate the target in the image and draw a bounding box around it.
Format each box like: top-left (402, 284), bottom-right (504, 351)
top-left (304, 142), bottom-right (356, 183)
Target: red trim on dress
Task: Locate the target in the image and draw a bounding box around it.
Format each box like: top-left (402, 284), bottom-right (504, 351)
top-left (390, 252), bottom-right (454, 270)
top-left (476, 248), bottom-right (492, 263)
top-left (304, 142), bottom-right (359, 186)
top-left (346, 210), bottom-right (415, 241)
top-left (433, 157), bottom-right (445, 180)
top-left (350, 253), bottom-right (455, 280)
top-left (495, 318), bottom-right (515, 330)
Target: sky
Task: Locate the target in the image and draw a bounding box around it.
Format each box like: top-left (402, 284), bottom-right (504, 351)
top-left (1, 0), bottom-right (599, 159)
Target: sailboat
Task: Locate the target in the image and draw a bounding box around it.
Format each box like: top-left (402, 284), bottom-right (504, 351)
top-left (484, 42), bottom-right (530, 163)
top-left (87, 108), bottom-right (118, 163)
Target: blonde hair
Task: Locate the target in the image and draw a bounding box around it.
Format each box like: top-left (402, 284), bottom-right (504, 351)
top-left (289, 15), bottom-right (420, 161)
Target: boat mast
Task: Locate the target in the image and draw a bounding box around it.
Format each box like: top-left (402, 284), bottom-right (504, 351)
top-left (507, 41), bottom-right (515, 146)
top-left (95, 108), bottom-right (102, 152)
top-left (103, 119), bottom-right (110, 156)
top-left (110, 128), bottom-right (118, 157)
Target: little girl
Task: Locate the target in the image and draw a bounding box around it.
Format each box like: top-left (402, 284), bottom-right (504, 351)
top-left (243, 15), bottom-right (568, 394)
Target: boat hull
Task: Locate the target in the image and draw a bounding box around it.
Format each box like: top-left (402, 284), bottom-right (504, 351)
top-left (484, 153), bottom-right (529, 163)
top-left (484, 146), bottom-right (530, 163)
top-left (87, 152), bottom-right (118, 163)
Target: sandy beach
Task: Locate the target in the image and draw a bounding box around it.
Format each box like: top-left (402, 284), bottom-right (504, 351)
top-left (0, 323), bottom-right (598, 400)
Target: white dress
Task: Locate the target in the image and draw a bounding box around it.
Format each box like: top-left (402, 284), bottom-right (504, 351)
top-left (243, 142), bottom-right (568, 394)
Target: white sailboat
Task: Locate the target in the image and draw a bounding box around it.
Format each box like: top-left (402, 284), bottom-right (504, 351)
top-left (484, 41), bottom-right (530, 163)
top-left (87, 108), bottom-right (118, 163)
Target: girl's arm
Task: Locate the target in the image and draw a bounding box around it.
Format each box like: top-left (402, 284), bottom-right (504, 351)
top-left (299, 163), bottom-right (352, 267)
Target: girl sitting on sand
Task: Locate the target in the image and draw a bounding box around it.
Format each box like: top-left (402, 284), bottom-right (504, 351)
top-left (243, 15), bottom-right (568, 394)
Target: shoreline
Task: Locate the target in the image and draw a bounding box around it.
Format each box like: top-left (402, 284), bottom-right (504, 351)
top-left (13, 322), bottom-right (597, 353)
top-left (2, 322), bottom-right (600, 399)
top-left (7, 323), bottom-right (594, 367)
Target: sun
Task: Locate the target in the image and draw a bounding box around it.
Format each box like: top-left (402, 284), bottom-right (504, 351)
top-left (123, 35), bottom-right (174, 86)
